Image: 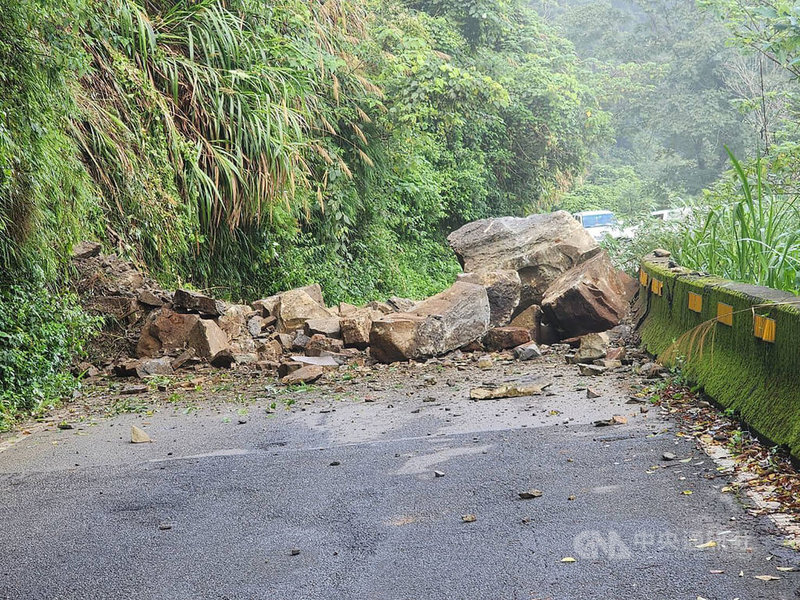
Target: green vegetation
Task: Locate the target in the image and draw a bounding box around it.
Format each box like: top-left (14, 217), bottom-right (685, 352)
top-left (0, 0), bottom-right (604, 425)
top-left (0, 283), bottom-right (99, 429)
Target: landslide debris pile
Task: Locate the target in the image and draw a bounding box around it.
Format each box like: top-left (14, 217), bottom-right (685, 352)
top-left (72, 212), bottom-right (637, 384)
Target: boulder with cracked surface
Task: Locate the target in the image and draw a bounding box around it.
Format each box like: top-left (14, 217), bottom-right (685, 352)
top-left (448, 211), bottom-right (600, 309)
top-left (541, 253), bottom-right (636, 338)
top-left (369, 281), bottom-right (490, 363)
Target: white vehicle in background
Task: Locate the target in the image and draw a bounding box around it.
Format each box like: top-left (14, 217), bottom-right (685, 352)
top-left (651, 207), bottom-right (691, 222)
top-left (572, 210), bottom-right (636, 241)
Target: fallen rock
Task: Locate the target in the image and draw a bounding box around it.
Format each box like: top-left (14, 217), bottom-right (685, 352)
top-left (606, 347), bottom-right (627, 361)
top-left (218, 304), bottom-right (257, 353)
top-left (171, 348), bottom-right (197, 370)
top-left (281, 365), bottom-right (325, 385)
top-left (278, 361), bottom-right (303, 378)
top-left (252, 284), bottom-right (325, 318)
top-left (173, 288), bottom-right (225, 317)
top-left (72, 241), bottom-right (102, 259)
top-left (541, 253), bottom-right (636, 338)
top-left (340, 312), bottom-right (372, 349)
top-left (448, 211), bottom-right (600, 309)
top-left (596, 359), bottom-right (622, 370)
top-left (578, 364), bottom-right (607, 376)
top-left (663, 452), bottom-right (677, 461)
top-left (290, 355), bottom-right (340, 370)
top-left (257, 339), bottom-right (283, 362)
top-left (518, 489), bottom-right (543, 500)
top-left (137, 289), bottom-right (164, 307)
top-left (304, 317), bottom-right (341, 339)
top-left (305, 334), bottom-right (344, 357)
top-left (509, 304), bottom-right (542, 336)
top-left (131, 425), bottom-right (151, 443)
top-left (574, 332), bottom-right (610, 364)
top-left (483, 326), bottom-right (531, 351)
top-left (593, 415), bottom-right (627, 427)
top-left (210, 349), bottom-right (235, 368)
top-left (470, 382), bottom-right (550, 400)
top-left (339, 302), bottom-right (359, 316)
top-left (275, 289), bottom-right (333, 332)
top-left (369, 281), bottom-right (490, 363)
top-left (586, 388), bottom-right (601, 399)
top-left (135, 357), bottom-right (174, 378)
top-left (187, 319), bottom-right (229, 359)
top-left (387, 297), bottom-right (417, 312)
top-left (639, 362), bottom-right (666, 378)
top-left (457, 270), bottom-right (521, 326)
top-left (112, 360), bottom-right (140, 377)
top-left (365, 301), bottom-right (394, 314)
top-left (137, 308), bottom-right (201, 358)
top-left (514, 341), bottom-right (542, 361)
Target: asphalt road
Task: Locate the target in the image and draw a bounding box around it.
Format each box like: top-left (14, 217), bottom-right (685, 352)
top-left (1, 356), bottom-right (798, 599)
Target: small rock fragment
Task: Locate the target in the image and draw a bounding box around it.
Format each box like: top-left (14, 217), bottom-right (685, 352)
top-left (131, 425), bottom-right (152, 443)
top-left (461, 514), bottom-right (477, 523)
top-left (518, 489), bottom-right (543, 500)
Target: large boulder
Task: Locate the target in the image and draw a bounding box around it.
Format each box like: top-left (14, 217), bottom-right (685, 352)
top-left (369, 282), bottom-right (490, 363)
top-left (457, 270), bottom-right (521, 327)
top-left (218, 304), bottom-right (257, 353)
top-left (340, 310), bottom-right (377, 350)
top-left (136, 308), bottom-right (201, 358)
top-left (173, 289), bottom-right (225, 317)
top-left (448, 212), bottom-right (600, 309)
top-left (273, 289), bottom-right (333, 333)
top-left (252, 284), bottom-right (325, 318)
top-left (541, 253), bottom-right (635, 338)
top-left (187, 319), bottom-right (230, 359)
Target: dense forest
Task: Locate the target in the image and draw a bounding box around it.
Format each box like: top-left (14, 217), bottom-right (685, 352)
top-left (2, 0), bottom-right (800, 425)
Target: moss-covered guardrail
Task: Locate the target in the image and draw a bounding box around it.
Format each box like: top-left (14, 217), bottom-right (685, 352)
top-left (638, 252), bottom-right (800, 458)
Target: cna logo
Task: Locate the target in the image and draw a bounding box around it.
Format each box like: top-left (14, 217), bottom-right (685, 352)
top-left (573, 530), bottom-right (633, 560)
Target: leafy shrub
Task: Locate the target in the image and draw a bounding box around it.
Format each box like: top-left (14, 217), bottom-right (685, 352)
top-left (0, 282), bottom-right (99, 429)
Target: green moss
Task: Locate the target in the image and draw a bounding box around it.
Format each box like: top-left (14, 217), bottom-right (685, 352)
top-left (639, 259), bottom-right (800, 457)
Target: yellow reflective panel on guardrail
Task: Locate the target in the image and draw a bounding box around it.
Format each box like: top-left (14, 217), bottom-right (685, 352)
top-left (650, 279), bottom-right (663, 296)
top-left (688, 292), bottom-right (702, 313)
top-left (716, 303), bottom-right (733, 326)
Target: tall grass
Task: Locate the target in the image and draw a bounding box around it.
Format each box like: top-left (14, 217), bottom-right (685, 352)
top-left (672, 148), bottom-right (800, 294)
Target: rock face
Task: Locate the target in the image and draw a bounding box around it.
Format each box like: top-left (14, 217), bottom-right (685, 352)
top-left (448, 211), bottom-right (600, 310)
top-left (457, 270), bottom-right (521, 327)
top-left (369, 282), bottom-right (490, 363)
top-left (541, 253), bottom-right (635, 338)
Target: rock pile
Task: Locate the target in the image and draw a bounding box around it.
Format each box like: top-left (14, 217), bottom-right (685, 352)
top-left (73, 210), bottom-right (638, 382)
top-left (448, 211), bottom-right (636, 340)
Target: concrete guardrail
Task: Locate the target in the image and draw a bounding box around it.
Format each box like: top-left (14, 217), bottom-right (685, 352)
top-left (638, 252), bottom-right (800, 458)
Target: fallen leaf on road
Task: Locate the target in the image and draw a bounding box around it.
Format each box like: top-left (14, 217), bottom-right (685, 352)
top-left (681, 490), bottom-right (693, 495)
top-left (754, 575), bottom-right (780, 581)
top-left (709, 570), bottom-right (724, 574)
top-left (561, 557), bottom-right (576, 563)
top-left (776, 567), bottom-right (797, 572)
top-left (696, 541), bottom-right (717, 549)
top-left (131, 425), bottom-right (151, 444)
top-left (461, 514), bottom-right (477, 523)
